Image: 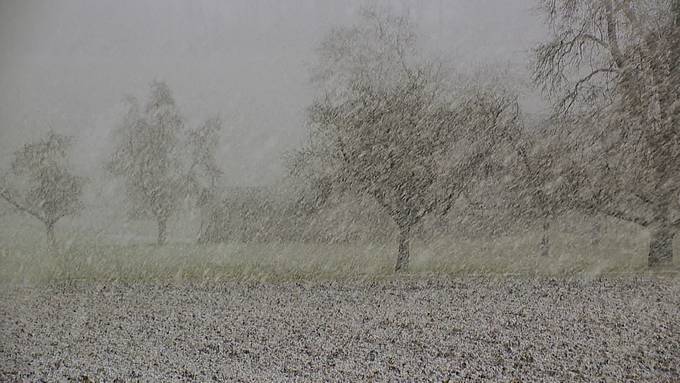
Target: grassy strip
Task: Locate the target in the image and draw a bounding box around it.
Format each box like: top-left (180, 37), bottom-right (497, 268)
top-left (1, 233), bottom-right (677, 286)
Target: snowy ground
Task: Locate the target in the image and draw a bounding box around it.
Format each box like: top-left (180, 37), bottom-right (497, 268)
top-left (1, 276), bottom-right (679, 382)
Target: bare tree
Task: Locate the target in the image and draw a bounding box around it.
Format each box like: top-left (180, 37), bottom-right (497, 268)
top-left (187, 117), bottom-right (224, 243)
top-left (107, 81), bottom-right (186, 245)
top-left (286, 133), bottom-right (336, 217)
top-left (534, 0), bottom-right (680, 265)
top-left (504, 117), bottom-right (588, 256)
top-left (187, 117), bottom-right (223, 192)
top-left (298, 8), bottom-right (520, 271)
top-left (0, 131), bottom-right (85, 250)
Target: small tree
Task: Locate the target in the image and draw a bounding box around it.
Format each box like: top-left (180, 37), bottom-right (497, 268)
top-left (187, 117), bottom-right (223, 193)
top-left (298, 8), bottom-right (520, 271)
top-left (504, 118), bottom-right (586, 257)
top-left (187, 117), bottom-right (224, 243)
top-left (0, 131), bottom-right (85, 250)
top-left (533, 0), bottom-right (680, 266)
top-left (107, 81), bottom-right (186, 245)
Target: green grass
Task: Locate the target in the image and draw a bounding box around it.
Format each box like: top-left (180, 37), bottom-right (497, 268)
top-left (0, 241), bottom-right (396, 284)
top-left (0, 214), bottom-right (678, 285)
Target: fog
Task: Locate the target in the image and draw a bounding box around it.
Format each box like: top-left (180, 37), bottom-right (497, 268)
top-left (0, 0), bottom-right (544, 186)
top-left (1, 2), bottom-right (679, 380)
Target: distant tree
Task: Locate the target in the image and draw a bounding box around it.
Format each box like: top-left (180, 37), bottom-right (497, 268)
top-left (107, 81), bottom-right (186, 245)
top-left (286, 142), bottom-right (334, 216)
top-left (298, 8), bottom-right (520, 271)
top-left (533, 0), bottom-right (680, 266)
top-left (503, 119), bottom-right (586, 257)
top-left (0, 131), bottom-right (85, 249)
top-left (187, 116), bottom-right (224, 243)
top-left (187, 116), bottom-right (223, 193)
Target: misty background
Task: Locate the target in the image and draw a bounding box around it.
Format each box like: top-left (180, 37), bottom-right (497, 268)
top-left (0, 0), bottom-right (545, 188)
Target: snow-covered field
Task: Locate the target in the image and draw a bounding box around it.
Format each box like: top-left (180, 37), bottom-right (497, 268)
top-left (1, 276), bottom-right (678, 382)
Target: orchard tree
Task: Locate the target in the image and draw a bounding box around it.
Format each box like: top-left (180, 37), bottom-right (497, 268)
top-left (0, 131), bottom-right (85, 250)
top-left (286, 134), bottom-right (335, 216)
top-left (298, 8), bottom-right (520, 271)
top-left (504, 119), bottom-right (587, 257)
top-left (187, 116), bottom-right (223, 194)
top-left (187, 116), bottom-right (224, 243)
top-left (534, 0), bottom-right (680, 265)
top-left (107, 81), bottom-right (186, 245)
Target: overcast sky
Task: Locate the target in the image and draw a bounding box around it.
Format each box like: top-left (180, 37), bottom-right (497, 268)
top-left (0, 0), bottom-right (545, 186)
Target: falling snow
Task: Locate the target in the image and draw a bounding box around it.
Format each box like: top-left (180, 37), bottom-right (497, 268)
top-left (1, 0), bottom-right (679, 381)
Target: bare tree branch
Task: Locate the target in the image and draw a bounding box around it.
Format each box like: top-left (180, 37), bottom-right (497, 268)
top-left (0, 186), bottom-right (46, 223)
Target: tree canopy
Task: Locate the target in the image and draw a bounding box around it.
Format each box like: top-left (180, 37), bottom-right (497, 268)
top-left (0, 131), bottom-right (85, 249)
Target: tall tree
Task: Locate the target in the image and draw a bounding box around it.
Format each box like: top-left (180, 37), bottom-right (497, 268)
top-left (0, 131), bottom-right (85, 250)
top-left (107, 81), bottom-right (186, 245)
top-left (298, 8), bottom-right (520, 271)
top-left (534, 0), bottom-right (680, 265)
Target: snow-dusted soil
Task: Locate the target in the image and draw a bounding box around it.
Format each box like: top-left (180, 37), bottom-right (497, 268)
top-left (1, 276), bottom-right (679, 382)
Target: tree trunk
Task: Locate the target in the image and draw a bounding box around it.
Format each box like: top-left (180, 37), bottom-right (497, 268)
top-left (46, 221), bottom-right (56, 251)
top-left (395, 225), bottom-right (411, 272)
top-left (197, 211), bottom-right (207, 244)
top-left (648, 225), bottom-right (674, 267)
top-left (540, 219), bottom-right (550, 257)
top-left (197, 212), bottom-right (216, 244)
top-left (591, 219), bottom-right (601, 246)
top-left (157, 216), bottom-right (168, 245)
